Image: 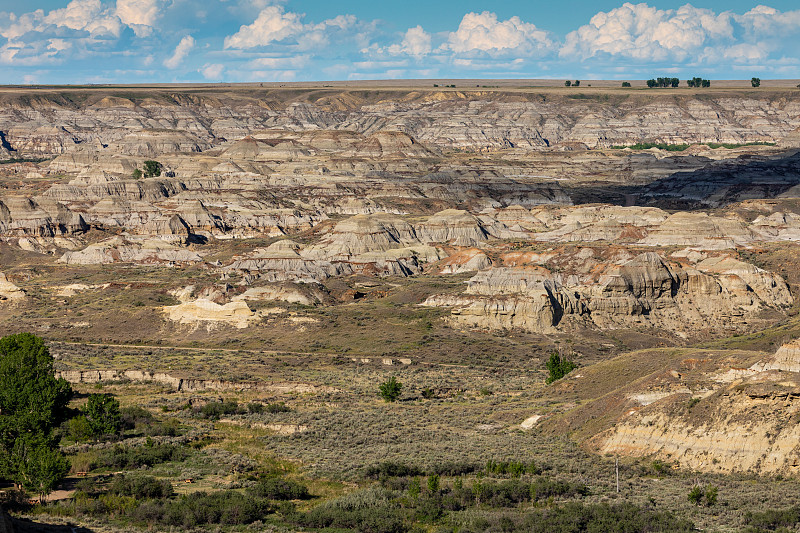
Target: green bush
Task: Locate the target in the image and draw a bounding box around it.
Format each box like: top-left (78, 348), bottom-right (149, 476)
top-left (265, 402), bottom-right (291, 413)
top-left (379, 377), bottom-right (403, 402)
top-left (120, 406), bottom-right (153, 430)
top-left (248, 477), bottom-right (310, 500)
top-left (545, 352), bottom-right (577, 384)
top-left (94, 443), bottom-right (189, 470)
top-left (365, 461), bottom-right (423, 480)
top-left (486, 459), bottom-right (539, 477)
top-left (134, 490), bottom-right (271, 527)
top-left (465, 502), bottom-right (694, 532)
top-left (195, 400), bottom-right (242, 420)
top-left (300, 486), bottom-right (408, 533)
top-left (744, 506), bottom-right (800, 531)
top-left (142, 160), bottom-right (162, 178)
top-left (109, 474), bottom-right (174, 499)
top-left (688, 484), bottom-right (717, 507)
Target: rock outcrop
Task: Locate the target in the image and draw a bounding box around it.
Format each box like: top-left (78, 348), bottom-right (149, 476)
top-left (163, 299), bottom-right (256, 329)
top-left (424, 252), bottom-right (792, 336)
top-left (596, 341), bottom-right (800, 475)
top-left (0, 273), bottom-right (25, 302)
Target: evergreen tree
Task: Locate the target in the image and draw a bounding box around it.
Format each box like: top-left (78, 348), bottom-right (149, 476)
top-left (85, 393), bottom-right (122, 437)
top-left (0, 333), bottom-right (72, 498)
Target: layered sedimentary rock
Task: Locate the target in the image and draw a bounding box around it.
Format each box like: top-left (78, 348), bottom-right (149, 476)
top-left (424, 251), bottom-right (792, 336)
top-left (4, 90), bottom-right (796, 156)
top-left (163, 299), bottom-right (256, 329)
top-left (596, 340), bottom-right (800, 475)
top-left (0, 273), bottom-right (24, 302)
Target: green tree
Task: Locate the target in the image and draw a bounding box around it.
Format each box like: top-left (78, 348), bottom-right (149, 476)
top-left (142, 160), bottom-right (162, 178)
top-left (688, 485), bottom-right (717, 507)
top-left (0, 333), bottom-right (72, 497)
top-left (427, 474), bottom-right (440, 493)
top-left (379, 376), bottom-right (403, 402)
top-left (688, 485), bottom-right (703, 505)
top-left (573, 80), bottom-right (580, 87)
top-left (647, 79), bottom-right (657, 88)
top-left (85, 393), bottom-right (122, 437)
top-left (621, 82), bottom-right (632, 87)
top-left (545, 351), bottom-right (577, 384)
top-left (131, 168), bottom-right (143, 179)
top-left (15, 438), bottom-right (69, 503)
top-left (751, 77), bottom-right (761, 88)
top-left (704, 485), bottom-right (718, 506)
top-left (67, 415), bottom-right (93, 442)
top-left (564, 80), bottom-right (572, 87)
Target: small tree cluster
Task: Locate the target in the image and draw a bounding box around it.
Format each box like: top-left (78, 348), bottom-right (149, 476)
top-left (564, 80), bottom-right (580, 87)
top-left (646, 77), bottom-right (679, 88)
top-left (751, 77), bottom-right (761, 87)
top-left (688, 484), bottom-right (718, 506)
top-left (621, 81), bottom-right (632, 87)
top-left (545, 351), bottom-right (577, 384)
top-left (687, 77), bottom-right (711, 88)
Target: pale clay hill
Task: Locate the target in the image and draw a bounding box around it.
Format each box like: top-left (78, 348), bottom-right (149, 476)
top-left (3, 86), bottom-right (800, 475)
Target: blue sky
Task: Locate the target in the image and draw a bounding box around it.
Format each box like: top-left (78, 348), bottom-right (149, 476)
top-left (0, 0), bottom-right (798, 84)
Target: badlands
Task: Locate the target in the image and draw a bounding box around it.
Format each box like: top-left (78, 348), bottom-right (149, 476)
top-left (4, 82), bottom-right (800, 490)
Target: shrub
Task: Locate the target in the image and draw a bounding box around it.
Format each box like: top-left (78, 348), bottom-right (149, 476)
top-left (752, 77), bottom-right (761, 88)
top-left (379, 377), bottom-right (403, 402)
top-left (300, 486), bottom-right (408, 533)
top-left (196, 400), bottom-right (242, 420)
top-left (621, 81), bottom-right (631, 87)
top-left (95, 443), bottom-right (189, 470)
top-left (142, 160), bottom-right (162, 178)
top-left (486, 459), bottom-right (539, 477)
top-left (247, 402), bottom-right (264, 414)
top-left (248, 477), bottom-right (310, 500)
top-left (365, 461), bottom-right (423, 480)
top-left (109, 474), bottom-right (174, 499)
top-left (120, 406), bottom-right (153, 430)
top-left (745, 506), bottom-right (800, 531)
top-left (494, 502), bottom-right (694, 532)
top-left (427, 461), bottom-right (478, 477)
top-left (265, 402), bottom-right (291, 413)
top-left (545, 352), bottom-right (577, 384)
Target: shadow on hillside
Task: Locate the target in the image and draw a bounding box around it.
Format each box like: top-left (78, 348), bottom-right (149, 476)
top-left (12, 517), bottom-right (93, 533)
top-left (567, 150), bottom-right (800, 209)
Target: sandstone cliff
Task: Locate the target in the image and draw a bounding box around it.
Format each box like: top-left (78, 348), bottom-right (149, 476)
top-left (592, 340), bottom-right (800, 475)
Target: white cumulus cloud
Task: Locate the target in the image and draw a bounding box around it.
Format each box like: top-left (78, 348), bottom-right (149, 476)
top-left (115, 0), bottom-right (166, 36)
top-left (42, 0), bottom-right (123, 37)
top-left (560, 3), bottom-right (734, 61)
top-left (223, 5), bottom-right (359, 50)
top-left (443, 12), bottom-right (552, 55)
top-left (224, 6), bottom-right (305, 48)
top-left (163, 35), bottom-right (194, 69)
top-left (201, 63), bottom-right (225, 80)
top-left (387, 26), bottom-right (431, 57)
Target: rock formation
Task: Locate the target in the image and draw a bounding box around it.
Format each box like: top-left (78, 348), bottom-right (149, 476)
top-left (0, 273), bottom-right (25, 302)
top-left (424, 251), bottom-right (792, 336)
top-left (595, 340), bottom-right (800, 475)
